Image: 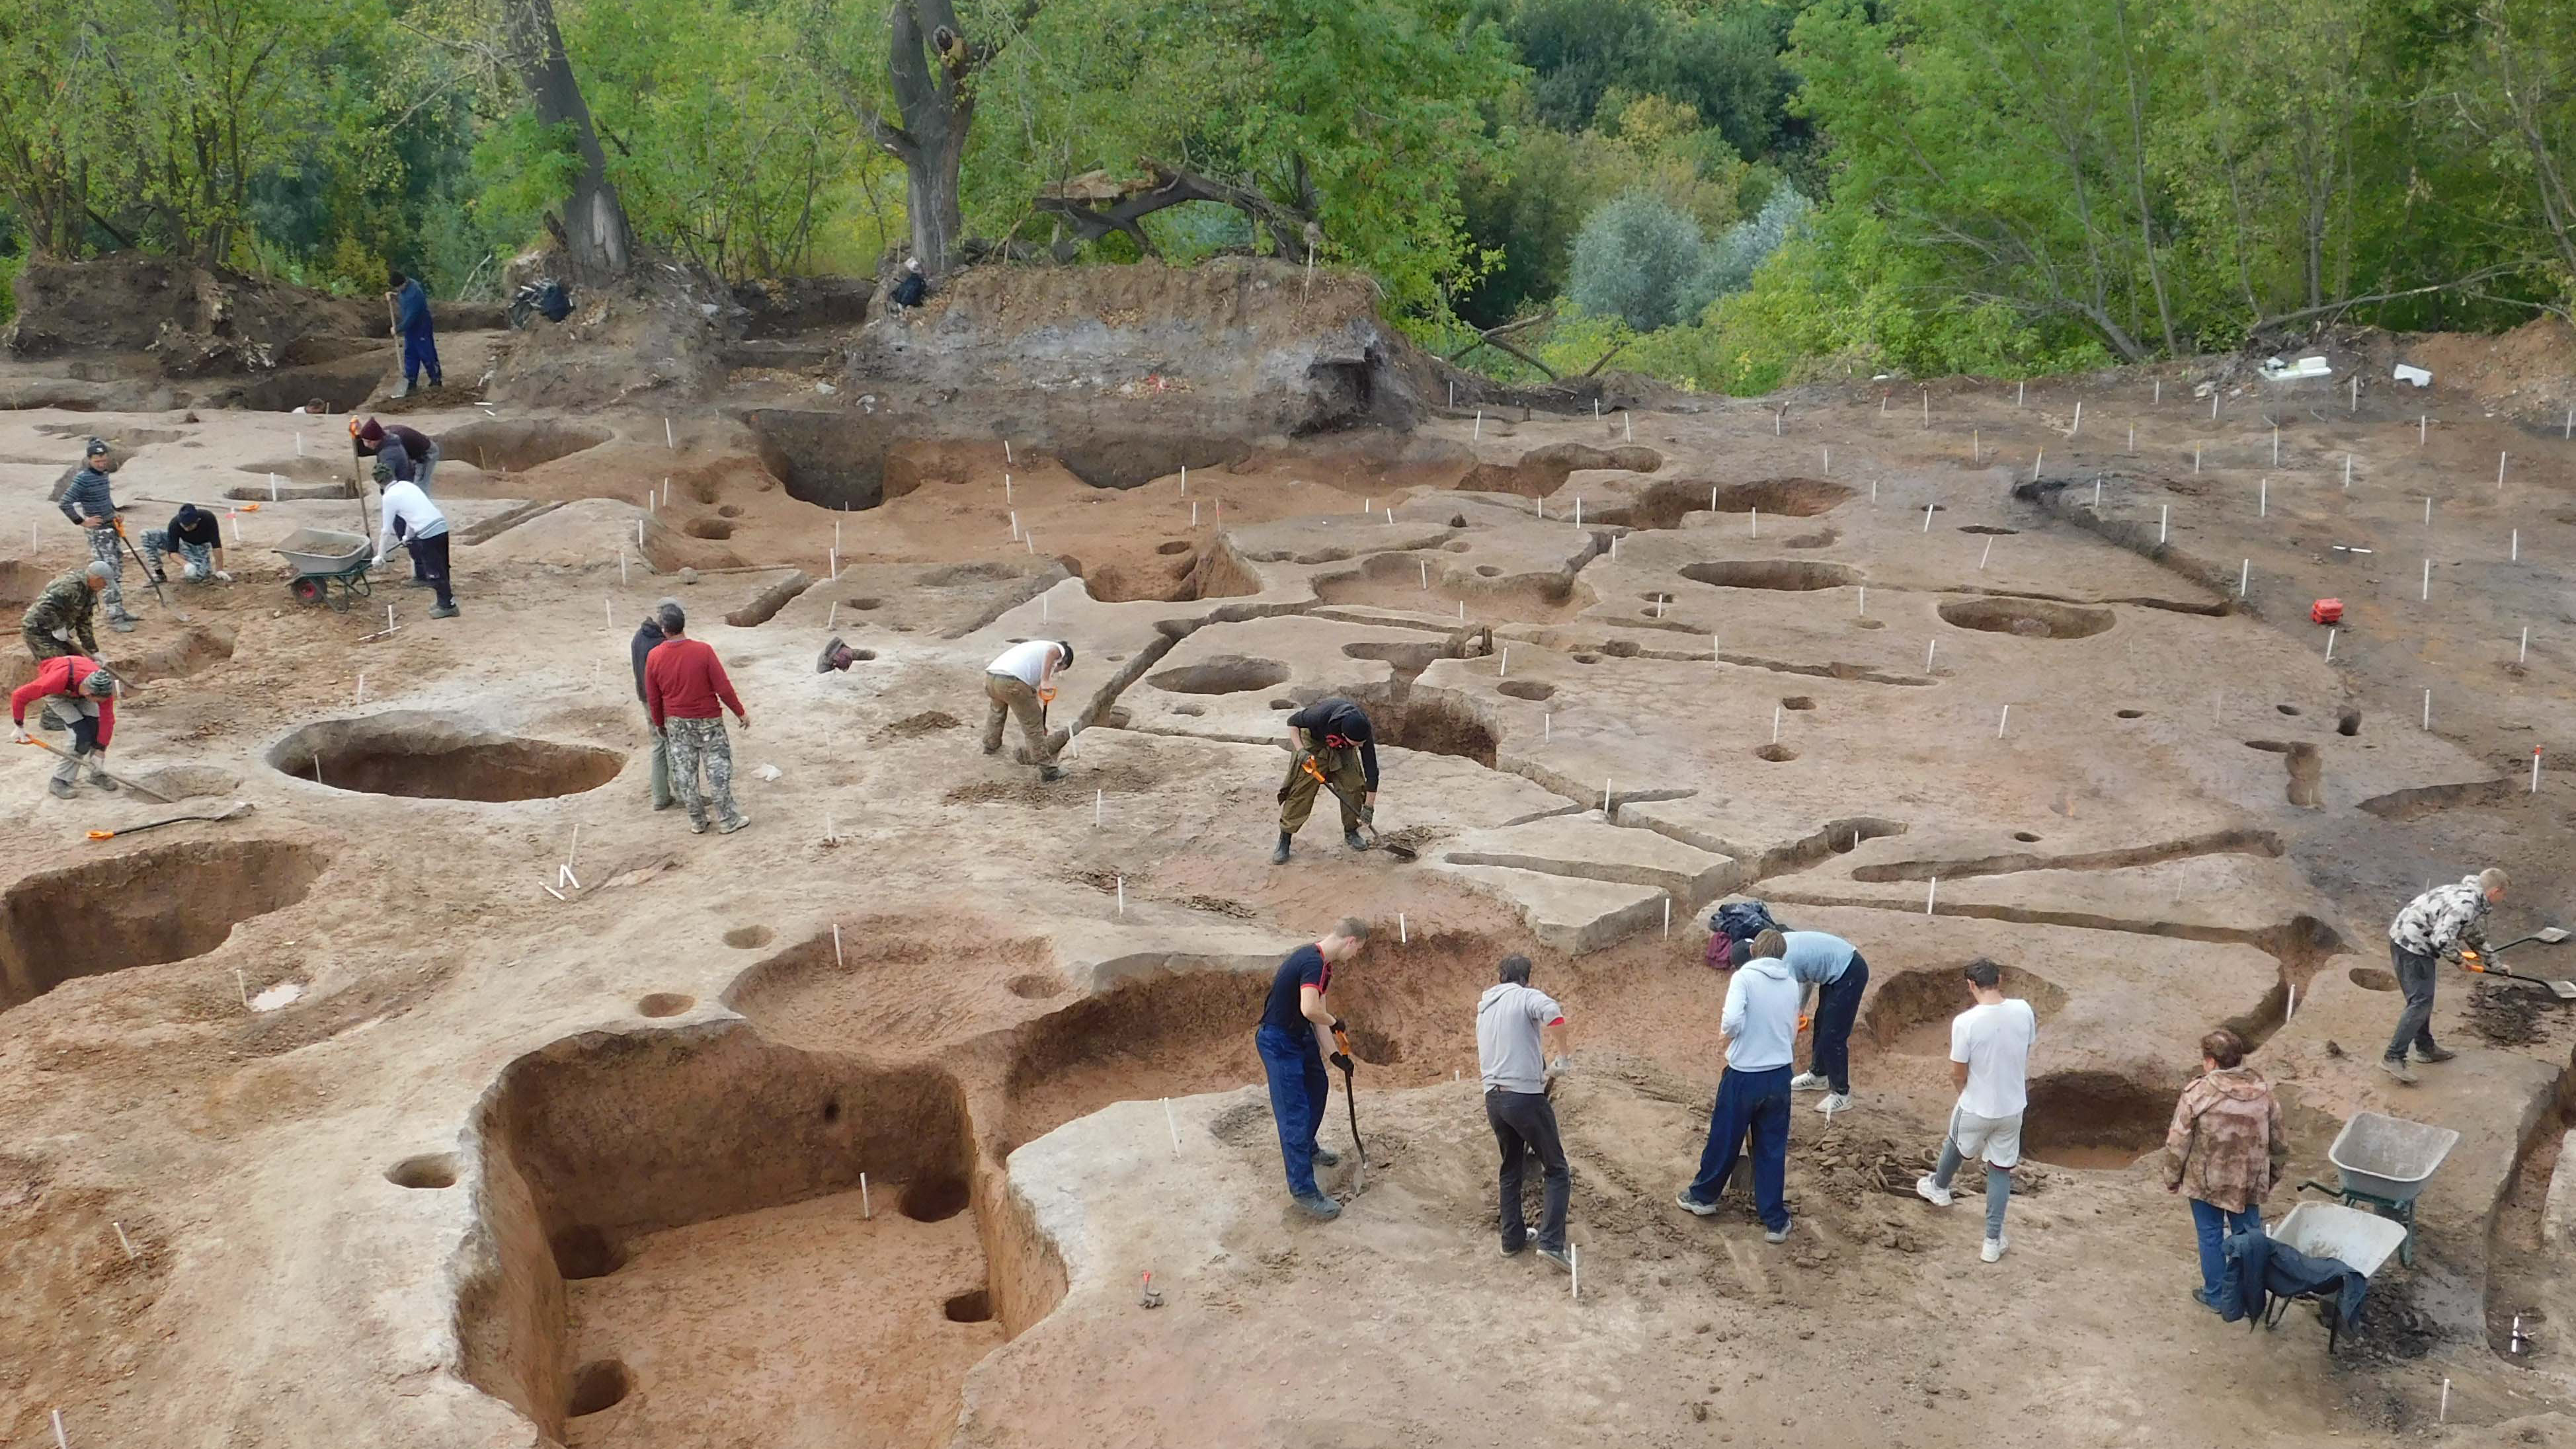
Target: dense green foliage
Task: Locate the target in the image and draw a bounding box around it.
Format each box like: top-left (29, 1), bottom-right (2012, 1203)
top-left (0, 0), bottom-right (2571, 392)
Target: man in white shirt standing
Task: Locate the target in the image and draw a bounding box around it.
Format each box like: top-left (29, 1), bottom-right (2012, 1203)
top-left (1476, 954), bottom-right (1572, 1270)
top-left (369, 461), bottom-right (457, 618)
top-left (1915, 958), bottom-right (2037, 1263)
top-left (1675, 927), bottom-right (1802, 1242)
top-left (983, 638), bottom-right (1073, 781)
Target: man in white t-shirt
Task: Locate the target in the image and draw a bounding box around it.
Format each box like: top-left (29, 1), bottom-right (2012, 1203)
top-left (1914, 958), bottom-right (2036, 1263)
top-left (983, 638), bottom-right (1074, 781)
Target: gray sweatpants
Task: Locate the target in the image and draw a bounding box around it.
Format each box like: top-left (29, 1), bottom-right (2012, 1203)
top-left (1933, 1138), bottom-right (2014, 1240)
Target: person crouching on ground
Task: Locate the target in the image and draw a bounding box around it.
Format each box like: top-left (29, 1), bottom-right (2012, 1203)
top-left (2380, 867), bottom-right (2505, 1083)
top-left (1256, 918), bottom-right (1371, 1220)
top-left (2161, 1027), bottom-right (2284, 1314)
top-left (22, 563), bottom-right (110, 663)
top-left (1676, 927), bottom-right (1800, 1241)
top-left (643, 600), bottom-right (752, 834)
top-left (983, 638), bottom-right (1073, 781)
top-left (141, 504), bottom-right (231, 584)
top-left (11, 657), bottom-right (119, 799)
top-left (1779, 928), bottom-right (1868, 1115)
top-left (1913, 958), bottom-right (2035, 1263)
top-left (1478, 953), bottom-right (1572, 1271)
top-left (369, 461), bottom-right (456, 618)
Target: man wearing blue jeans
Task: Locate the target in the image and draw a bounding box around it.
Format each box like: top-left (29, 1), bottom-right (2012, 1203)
top-left (1255, 918), bottom-right (1372, 1220)
top-left (1778, 929), bottom-right (1868, 1115)
top-left (1675, 927), bottom-right (1802, 1241)
top-left (1915, 959), bottom-right (2037, 1263)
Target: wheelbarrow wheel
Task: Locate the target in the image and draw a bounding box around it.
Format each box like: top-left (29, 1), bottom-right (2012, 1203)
top-left (290, 576), bottom-right (325, 606)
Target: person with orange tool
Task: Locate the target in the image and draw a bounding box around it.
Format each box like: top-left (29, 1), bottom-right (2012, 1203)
top-left (1275, 696), bottom-right (1377, 863)
top-left (981, 639), bottom-right (1073, 782)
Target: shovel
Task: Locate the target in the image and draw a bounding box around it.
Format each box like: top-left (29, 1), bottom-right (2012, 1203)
top-left (1300, 755), bottom-right (1416, 861)
top-left (87, 801), bottom-right (255, 840)
top-left (19, 736), bottom-right (174, 803)
top-left (2459, 941), bottom-right (2576, 1001)
top-left (1331, 1023), bottom-right (1368, 1191)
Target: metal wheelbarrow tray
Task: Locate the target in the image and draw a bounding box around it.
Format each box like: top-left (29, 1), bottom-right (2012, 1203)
top-left (273, 528), bottom-right (374, 611)
top-left (2261, 1201), bottom-right (2414, 1351)
top-left (2327, 1112), bottom-right (2460, 1204)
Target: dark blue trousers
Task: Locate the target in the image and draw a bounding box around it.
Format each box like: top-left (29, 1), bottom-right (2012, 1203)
top-left (1683, 1064), bottom-right (1791, 1230)
top-left (1808, 953), bottom-right (1869, 1093)
top-left (403, 330), bottom-right (442, 388)
top-left (1256, 1023), bottom-right (1330, 1197)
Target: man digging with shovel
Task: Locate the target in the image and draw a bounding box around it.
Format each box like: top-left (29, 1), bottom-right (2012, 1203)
top-left (2381, 868), bottom-right (2506, 1084)
top-left (1256, 918), bottom-right (1373, 1220)
top-left (1274, 696), bottom-right (1381, 865)
top-left (11, 657), bottom-right (120, 799)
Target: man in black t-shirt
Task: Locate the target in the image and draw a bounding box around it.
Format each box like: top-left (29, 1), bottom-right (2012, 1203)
top-left (1275, 695), bottom-right (1380, 863)
top-left (140, 504), bottom-right (231, 584)
top-left (1255, 917), bottom-right (1373, 1219)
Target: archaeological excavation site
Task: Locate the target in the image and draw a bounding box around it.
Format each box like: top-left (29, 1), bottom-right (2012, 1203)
top-left (4, 258), bottom-right (2575, 1449)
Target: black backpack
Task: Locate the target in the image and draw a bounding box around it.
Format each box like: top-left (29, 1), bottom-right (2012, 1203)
top-left (1710, 900), bottom-right (1783, 943)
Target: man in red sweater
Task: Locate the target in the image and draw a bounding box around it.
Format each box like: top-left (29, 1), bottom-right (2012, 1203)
top-left (10, 656), bottom-right (119, 798)
top-left (641, 600), bottom-right (751, 834)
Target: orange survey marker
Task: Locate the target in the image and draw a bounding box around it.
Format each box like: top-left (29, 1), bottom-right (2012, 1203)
top-left (2311, 598), bottom-right (2343, 625)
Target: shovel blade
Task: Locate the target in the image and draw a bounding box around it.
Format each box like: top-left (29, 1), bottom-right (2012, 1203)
top-left (2534, 926), bottom-right (2572, 944)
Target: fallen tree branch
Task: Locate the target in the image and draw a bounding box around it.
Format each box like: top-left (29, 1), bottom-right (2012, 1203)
top-left (1036, 160), bottom-right (1314, 262)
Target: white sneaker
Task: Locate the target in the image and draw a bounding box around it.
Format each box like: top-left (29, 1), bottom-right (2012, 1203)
top-left (1814, 1091), bottom-right (1853, 1115)
top-left (1789, 1071), bottom-right (1826, 1091)
top-left (1981, 1235), bottom-right (2007, 1263)
top-left (1914, 1175), bottom-right (1954, 1208)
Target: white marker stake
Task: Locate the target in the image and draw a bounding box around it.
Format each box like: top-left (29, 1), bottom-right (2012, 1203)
top-left (1006, 439), bottom-right (1014, 464)
top-left (2499, 451), bottom-right (2509, 489)
top-left (638, 519), bottom-right (646, 549)
top-left (1004, 473), bottom-right (1012, 501)
top-left (2017, 381), bottom-right (2025, 407)
top-left (1980, 537), bottom-right (1994, 570)
top-left (2423, 689), bottom-right (2432, 730)
top-left (2513, 529), bottom-right (2520, 562)
top-left (666, 418), bottom-right (674, 450)
top-left (1574, 498), bottom-right (1582, 528)
top-left (1625, 411), bottom-right (1634, 442)
top-left (2420, 414), bottom-right (2427, 445)
top-left (2194, 444), bottom-right (2202, 473)
top-left (1773, 705), bottom-right (1783, 744)
top-left (2286, 986), bottom-right (2296, 1021)
top-left (1714, 634), bottom-right (1721, 664)
top-left (1544, 712), bottom-right (1552, 741)
top-left (1922, 503), bottom-right (1935, 533)
top-left (1926, 878), bottom-right (1938, 916)
top-left (1192, 501), bottom-right (1199, 526)
top-left (53, 1409), bottom-right (68, 1449)
top-left (2071, 399), bottom-right (2081, 436)
top-left (2343, 453), bottom-right (2353, 489)
top-left (2324, 629), bottom-right (2336, 662)
top-left (1499, 648), bottom-right (1509, 676)
top-left (1997, 705), bottom-right (2009, 738)
top-left (1750, 506), bottom-right (1758, 538)
top-left (861, 1173), bottom-right (871, 1218)
top-left (2094, 478), bottom-right (2102, 507)
top-left (1972, 429), bottom-right (1979, 462)
top-left (1711, 486), bottom-right (1718, 512)
top-left (2159, 505), bottom-right (2169, 543)
top-left (2422, 558), bottom-right (2431, 601)
top-left (826, 600), bottom-right (838, 630)
top-left (1925, 639), bottom-right (1937, 673)
top-left (1775, 406), bottom-right (1784, 435)
top-left (2212, 392), bottom-right (2220, 420)
top-left (1822, 446), bottom-right (1829, 474)
top-left (1571, 1243), bottom-right (1580, 1300)
top-left (113, 1222), bottom-right (136, 1261)
top-left (1009, 510), bottom-right (1019, 540)
top-left (2520, 626), bottom-right (2529, 663)
top-left (1857, 586), bottom-right (1866, 615)
top-left (1474, 409), bottom-right (1482, 441)
top-left (2272, 424), bottom-right (2280, 465)
top-left (834, 923), bottom-right (844, 967)
top-left (2031, 450), bottom-right (2042, 482)
top-left (2424, 496), bottom-right (2432, 525)
top-left (2534, 748), bottom-right (2544, 794)
top-left (296, 430), bottom-right (304, 457)
top-left (2259, 477), bottom-right (2267, 516)
top-left (1602, 779), bottom-right (1612, 814)
top-left (2440, 1380), bottom-right (2450, 1424)
top-left (2351, 375), bottom-right (2360, 412)
top-left (2239, 559), bottom-right (2249, 596)
top-left (1400, 912), bottom-right (1407, 943)
top-left (1179, 466), bottom-right (1186, 494)
top-left (1420, 560), bottom-right (1429, 590)
top-left (1664, 896), bottom-right (1672, 937)
top-left (235, 968), bottom-right (248, 1008)
top-left (2155, 378), bottom-right (2162, 404)
top-left (2126, 425), bottom-right (2134, 453)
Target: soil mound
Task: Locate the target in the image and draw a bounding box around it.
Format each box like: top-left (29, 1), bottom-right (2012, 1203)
top-left (6, 253), bottom-right (374, 366)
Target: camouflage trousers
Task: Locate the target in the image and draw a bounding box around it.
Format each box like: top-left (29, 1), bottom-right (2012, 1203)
top-left (663, 715), bottom-right (742, 830)
top-left (86, 526), bottom-right (132, 618)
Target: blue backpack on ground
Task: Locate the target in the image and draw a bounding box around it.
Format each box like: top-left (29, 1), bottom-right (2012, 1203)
top-left (1710, 900), bottom-right (1783, 942)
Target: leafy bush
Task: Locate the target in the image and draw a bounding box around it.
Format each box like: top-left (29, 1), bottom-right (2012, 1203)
top-left (0, 247), bottom-right (19, 329)
top-left (1568, 191), bottom-right (1710, 331)
top-left (1700, 188), bottom-right (1810, 301)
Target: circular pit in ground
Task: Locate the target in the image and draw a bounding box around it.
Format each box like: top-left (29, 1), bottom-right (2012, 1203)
top-left (1148, 656), bottom-right (1293, 695)
top-left (1939, 598), bottom-right (2114, 640)
top-left (2020, 1072), bottom-right (2171, 1169)
top-left (0, 839), bottom-right (325, 1011)
top-left (268, 713), bottom-right (624, 802)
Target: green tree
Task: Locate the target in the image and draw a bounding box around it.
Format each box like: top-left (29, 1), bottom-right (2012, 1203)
top-left (1568, 189), bottom-right (1711, 329)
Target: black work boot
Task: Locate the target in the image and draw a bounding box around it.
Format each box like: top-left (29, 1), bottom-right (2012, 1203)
top-left (1345, 828), bottom-right (1368, 851)
top-left (1271, 831), bottom-right (1292, 865)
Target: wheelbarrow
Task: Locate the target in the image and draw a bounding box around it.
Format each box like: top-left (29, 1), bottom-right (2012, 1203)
top-left (2297, 1111), bottom-right (2458, 1267)
top-left (274, 528), bottom-right (374, 611)
top-left (2260, 1201), bottom-right (2412, 1351)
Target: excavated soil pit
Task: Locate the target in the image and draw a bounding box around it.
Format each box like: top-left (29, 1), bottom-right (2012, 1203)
top-left (637, 993), bottom-right (696, 1018)
top-left (2245, 740), bottom-right (2324, 808)
top-left (1, 840), bottom-right (323, 1009)
top-left (1498, 681), bottom-right (1555, 701)
top-left (1058, 434), bottom-right (1255, 490)
top-left (1379, 693), bottom-right (1500, 768)
top-left (1314, 551), bottom-right (1594, 624)
top-left (743, 408), bottom-right (906, 510)
top-left (1616, 476), bottom-right (1852, 529)
top-left (1753, 743), bottom-right (1798, 762)
top-left (1863, 963), bottom-right (2068, 1058)
top-left (461, 1024), bottom-right (1055, 1448)
top-left (724, 922), bottom-right (1060, 1054)
top-left (2021, 1072), bottom-right (2173, 1169)
top-left (1679, 560), bottom-right (1862, 592)
top-left (268, 713), bottom-right (624, 801)
top-left (1939, 598), bottom-right (2114, 639)
top-left (1457, 442), bottom-right (1662, 497)
top-left (1148, 656), bottom-right (1293, 695)
top-left (684, 518), bottom-right (735, 540)
top-left (438, 419), bottom-right (613, 473)
top-left (2349, 967), bottom-right (2399, 993)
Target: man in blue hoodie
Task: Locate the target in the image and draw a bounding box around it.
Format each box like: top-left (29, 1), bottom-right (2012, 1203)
top-left (1675, 927), bottom-right (1802, 1241)
top-left (389, 270), bottom-right (442, 397)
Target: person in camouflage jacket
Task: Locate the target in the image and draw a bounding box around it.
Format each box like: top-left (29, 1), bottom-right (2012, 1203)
top-left (2163, 1028), bottom-right (2285, 1312)
top-left (2381, 868), bottom-right (2507, 1083)
top-left (21, 564), bottom-right (109, 662)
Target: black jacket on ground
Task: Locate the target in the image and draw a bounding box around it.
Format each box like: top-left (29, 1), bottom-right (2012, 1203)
top-left (2221, 1228), bottom-right (2370, 1333)
top-left (630, 620), bottom-right (666, 703)
top-left (1287, 696), bottom-right (1379, 789)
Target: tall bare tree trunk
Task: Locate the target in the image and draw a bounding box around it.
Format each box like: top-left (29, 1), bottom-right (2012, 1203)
top-left (504, 0), bottom-right (635, 281)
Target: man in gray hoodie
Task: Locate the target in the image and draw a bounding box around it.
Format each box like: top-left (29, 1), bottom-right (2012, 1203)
top-left (1675, 927), bottom-right (1802, 1241)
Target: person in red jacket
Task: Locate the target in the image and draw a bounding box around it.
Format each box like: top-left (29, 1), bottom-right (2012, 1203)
top-left (10, 656), bottom-right (119, 798)
top-left (641, 600), bottom-right (751, 834)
